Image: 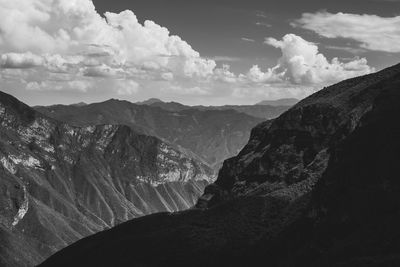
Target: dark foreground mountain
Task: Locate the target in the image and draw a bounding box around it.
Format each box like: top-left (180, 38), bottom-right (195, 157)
top-left (35, 100), bottom-right (267, 168)
top-left (0, 91), bottom-right (214, 267)
top-left (41, 63), bottom-right (400, 267)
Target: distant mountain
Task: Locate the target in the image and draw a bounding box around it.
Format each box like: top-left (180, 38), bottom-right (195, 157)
top-left (35, 100), bottom-right (265, 168)
top-left (40, 64), bottom-right (400, 267)
top-left (137, 99), bottom-right (292, 119)
top-left (149, 101), bottom-right (189, 112)
top-left (193, 104), bottom-right (291, 119)
top-left (256, 98), bottom-right (299, 106)
top-left (135, 98), bottom-right (163, 105)
top-left (0, 91), bottom-right (214, 266)
top-left (70, 102), bottom-right (87, 107)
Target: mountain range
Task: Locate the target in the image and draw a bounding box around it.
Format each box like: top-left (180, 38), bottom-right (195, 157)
top-left (0, 91), bottom-right (214, 266)
top-left (39, 63), bottom-right (400, 267)
top-left (0, 93), bottom-right (293, 266)
top-left (135, 97), bottom-right (294, 119)
top-left (35, 99), bottom-right (291, 169)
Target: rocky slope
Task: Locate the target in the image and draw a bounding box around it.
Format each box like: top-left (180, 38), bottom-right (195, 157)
top-left (40, 63), bottom-right (400, 267)
top-left (0, 91), bottom-right (214, 267)
top-left (35, 100), bottom-right (266, 168)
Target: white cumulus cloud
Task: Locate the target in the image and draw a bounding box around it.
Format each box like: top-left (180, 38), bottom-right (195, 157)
top-left (262, 34), bottom-right (373, 85)
top-left (1, 52), bottom-right (43, 68)
top-left (238, 34), bottom-right (373, 87)
top-left (294, 12), bottom-right (400, 53)
top-left (0, 0), bottom-right (217, 84)
top-left (0, 1), bottom-right (380, 104)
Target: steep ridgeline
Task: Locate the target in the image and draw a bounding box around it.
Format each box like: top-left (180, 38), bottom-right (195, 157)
top-left (199, 62), bottom-right (400, 205)
top-left (138, 99), bottom-right (292, 119)
top-left (0, 91), bottom-right (214, 267)
top-left (35, 101), bottom-right (265, 168)
top-left (41, 63), bottom-right (400, 267)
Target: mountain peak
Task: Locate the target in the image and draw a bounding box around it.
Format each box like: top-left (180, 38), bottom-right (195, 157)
top-left (136, 98), bottom-right (164, 105)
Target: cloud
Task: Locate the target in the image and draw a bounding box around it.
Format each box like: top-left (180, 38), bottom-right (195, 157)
top-left (261, 34), bottom-right (374, 85)
top-left (67, 80), bottom-right (92, 92)
top-left (1, 52), bottom-right (43, 68)
top-left (209, 56), bottom-right (241, 62)
top-left (0, 0), bottom-right (217, 80)
top-left (240, 65), bottom-right (281, 83)
top-left (116, 80), bottom-right (139, 95)
top-left (162, 85), bottom-right (210, 96)
top-left (236, 34), bottom-right (373, 87)
top-left (161, 72), bottom-right (174, 81)
top-left (324, 45), bottom-right (368, 54)
top-left (181, 57), bottom-right (216, 78)
top-left (214, 65), bottom-right (237, 83)
top-left (255, 22), bottom-right (271, 28)
top-left (26, 80), bottom-right (92, 92)
top-left (43, 54), bottom-right (81, 73)
top-left (0, 2), bottom-right (378, 104)
top-left (83, 64), bottom-right (125, 77)
top-left (256, 11), bottom-right (267, 18)
top-left (294, 12), bottom-right (400, 53)
top-left (241, 38), bottom-right (255, 42)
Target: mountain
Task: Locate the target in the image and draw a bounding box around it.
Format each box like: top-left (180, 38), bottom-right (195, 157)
top-left (256, 98), bottom-right (299, 106)
top-left (135, 98), bottom-right (163, 105)
top-left (35, 100), bottom-right (265, 168)
top-left (0, 91), bottom-right (214, 267)
top-left (40, 63), bottom-right (400, 267)
top-left (70, 102), bottom-right (87, 107)
top-left (195, 104), bottom-right (291, 119)
top-left (147, 101), bottom-right (189, 112)
top-left (137, 98), bottom-right (292, 119)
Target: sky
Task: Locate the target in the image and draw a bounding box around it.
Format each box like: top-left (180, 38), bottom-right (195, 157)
top-left (0, 0), bottom-right (400, 106)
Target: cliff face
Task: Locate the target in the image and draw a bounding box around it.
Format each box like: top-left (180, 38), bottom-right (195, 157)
top-left (39, 64), bottom-right (400, 267)
top-left (0, 91), bottom-right (213, 267)
top-left (199, 63), bottom-right (400, 207)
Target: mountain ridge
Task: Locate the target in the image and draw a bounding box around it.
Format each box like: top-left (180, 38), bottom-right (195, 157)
top-left (35, 99), bottom-right (268, 168)
top-left (136, 98), bottom-right (293, 119)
